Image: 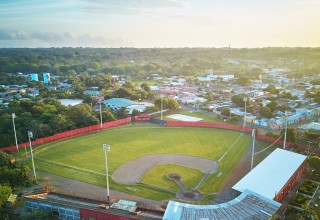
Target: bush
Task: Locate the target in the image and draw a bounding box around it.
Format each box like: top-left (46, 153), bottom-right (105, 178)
top-left (309, 170), bottom-right (320, 182)
top-left (231, 116), bottom-right (239, 122)
top-left (266, 132), bottom-right (279, 138)
top-left (290, 194), bottom-right (310, 208)
top-left (285, 206), bottom-right (305, 220)
top-left (309, 156), bottom-right (320, 171)
top-left (298, 181), bottom-right (318, 196)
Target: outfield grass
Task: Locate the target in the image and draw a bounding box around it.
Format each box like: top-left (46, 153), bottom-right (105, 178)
top-left (33, 123), bottom-right (254, 201)
top-left (141, 164), bottom-right (205, 191)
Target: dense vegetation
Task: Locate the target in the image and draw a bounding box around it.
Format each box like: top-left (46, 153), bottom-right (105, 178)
top-left (1, 47), bottom-right (320, 84)
top-left (0, 151), bottom-right (34, 205)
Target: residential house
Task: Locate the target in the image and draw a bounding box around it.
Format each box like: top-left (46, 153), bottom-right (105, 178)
top-left (230, 108), bottom-right (245, 116)
top-left (286, 114), bottom-right (304, 125)
top-left (26, 89), bottom-right (39, 97)
top-left (297, 122), bottom-right (320, 134)
top-left (207, 74), bottom-right (235, 81)
top-left (83, 90), bottom-right (102, 97)
top-left (246, 90), bottom-right (264, 98)
top-left (284, 89), bottom-right (305, 99)
top-left (254, 118), bottom-right (269, 127)
top-left (245, 115), bottom-right (257, 124)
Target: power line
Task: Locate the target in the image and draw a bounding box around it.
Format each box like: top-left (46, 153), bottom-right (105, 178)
top-left (254, 133), bottom-right (284, 155)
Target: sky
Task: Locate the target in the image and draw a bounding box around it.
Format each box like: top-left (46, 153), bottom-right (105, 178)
top-left (0, 0), bottom-right (320, 48)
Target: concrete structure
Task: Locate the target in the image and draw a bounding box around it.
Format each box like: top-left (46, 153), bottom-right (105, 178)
top-left (233, 148), bottom-right (307, 202)
top-left (24, 192), bottom-right (161, 220)
top-left (29, 73), bottom-right (38, 81)
top-left (43, 73), bottom-right (50, 84)
top-left (163, 190), bottom-right (280, 220)
top-left (164, 149), bottom-right (307, 219)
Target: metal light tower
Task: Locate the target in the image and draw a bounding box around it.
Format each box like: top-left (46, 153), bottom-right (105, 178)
top-left (99, 100), bottom-right (103, 128)
top-left (102, 144), bottom-right (111, 202)
top-left (160, 94), bottom-right (164, 120)
top-left (28, 131), bottom-right (37, 181)
top-left (283, 111), bottom-right (288, 149)
top-left (251, 129), bottom-right (256, 171)
top-left (12, 113), bottom-right (18, 150)
top-left (243, 96), bottom-right (248, 130)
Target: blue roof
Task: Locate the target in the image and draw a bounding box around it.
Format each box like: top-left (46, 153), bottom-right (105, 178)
top-left (103, 98), bottom-right (138, 109)
top-left (288, 114), bottom-right (303, 121)
top-left (83, 90), bottom-right (101, 95)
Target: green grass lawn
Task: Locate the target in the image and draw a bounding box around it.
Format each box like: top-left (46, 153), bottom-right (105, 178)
top-left (141, 164), bottom-right (205, 191)
top-left (30, 123), bottom-right (274, 201)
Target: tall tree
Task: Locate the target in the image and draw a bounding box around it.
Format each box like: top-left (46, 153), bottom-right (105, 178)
top-left (0, 184), bottom-right (12, 206)
top-left (237, 76), bottom-right (250, 86)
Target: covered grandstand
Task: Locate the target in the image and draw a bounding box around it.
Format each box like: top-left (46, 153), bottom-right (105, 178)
top-left (164, 148), bottom-right (307, 219)
top-left (163, 189), bottom-right (281, 220)
top-left (233, 148), bottom-right (307, 202)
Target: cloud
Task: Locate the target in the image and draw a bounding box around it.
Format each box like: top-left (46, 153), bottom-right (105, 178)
top-left (292, 0), bottom-right (320, 6)
top-left (81, 0), bottom-right (188, 16)
top-left (0, 30), bottom-right (31, 40)
top-left (0, 30), bottom-right (134, 48)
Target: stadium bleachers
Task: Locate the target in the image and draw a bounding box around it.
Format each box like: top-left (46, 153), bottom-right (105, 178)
top-left (163, 189), bottom-right (281, 220)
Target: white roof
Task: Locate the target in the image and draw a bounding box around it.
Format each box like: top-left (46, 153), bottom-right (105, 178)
top-left (233, 148), bottom-right (307, 200)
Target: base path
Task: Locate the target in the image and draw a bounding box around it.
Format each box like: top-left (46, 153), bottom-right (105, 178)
top-left (112, 154), bottom-right (219, 184)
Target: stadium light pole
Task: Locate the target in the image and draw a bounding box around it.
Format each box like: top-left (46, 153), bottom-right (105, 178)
top-left (283, 111), bottom-right (288, 149)
top-left (243, 96), bottom-right (248, 130)
top-left (28, 131), bottom-right (37, 181)
top-left (99, 100), bottom-right (103, 128)
top-left (12, 113), bottom-right (18, 151)
top-left (103, 144), bottom-right (111, 202)
top-left (160, 94), bottom-right (164, 120)
top-left (251, 129), bottom-right (256, 171)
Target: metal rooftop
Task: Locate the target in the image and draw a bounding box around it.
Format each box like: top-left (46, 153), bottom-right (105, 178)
top-left (233, 148), bottom-right (307, 200)
top-left (163, 189), bottom-right (281, 220)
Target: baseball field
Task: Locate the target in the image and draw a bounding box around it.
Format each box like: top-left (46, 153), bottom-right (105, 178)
top-left (33, 123), bottom-right (268, 201)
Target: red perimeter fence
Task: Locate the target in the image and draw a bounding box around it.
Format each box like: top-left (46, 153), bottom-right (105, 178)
top-left (166, 121), bottom-right (253, 133)
top-left (1, 117), bottom-right (131, 152)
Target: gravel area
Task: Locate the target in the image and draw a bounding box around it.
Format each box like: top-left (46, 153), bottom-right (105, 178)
top-left (112, 154), bottom-right (219, 184)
